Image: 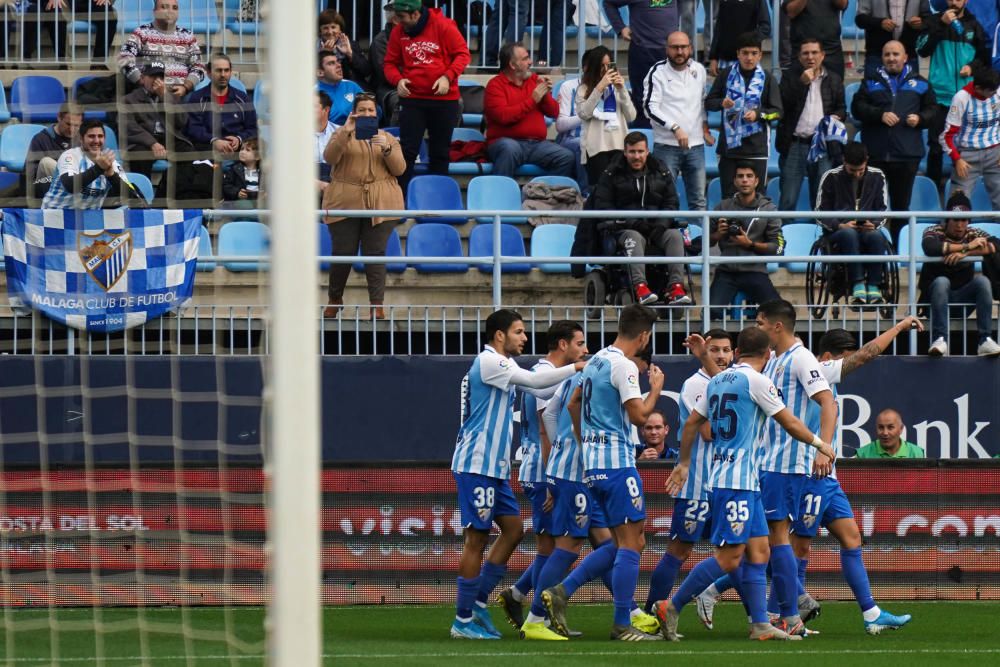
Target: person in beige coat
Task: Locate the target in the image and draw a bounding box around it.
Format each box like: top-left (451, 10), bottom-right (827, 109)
top-left (322, 93), bottom-right (405, 319)
top-left (576, 45), bottom-right (637, 185)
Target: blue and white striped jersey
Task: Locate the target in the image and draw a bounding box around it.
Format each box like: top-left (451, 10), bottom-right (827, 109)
top-left (677, 369), bottom-right (714, 501)
top-left (452, 345), bottom-right (522, 479)
top-left (694, 363), bottom-right (785, 492)
top-left (518, 359), bottom-right (555, 484)
top-left (580, 346), bottom-right (643, 471)
top-left (759, 344), bottom-right (831, 475)
top-left (805, 358), bottom-right (843, 478)
top-left (42, 148), bottom-right (122, 210)
top-left (943, 88), bottom-right (1000, 150)
top-left (544, 373), bottom-right (586, 483)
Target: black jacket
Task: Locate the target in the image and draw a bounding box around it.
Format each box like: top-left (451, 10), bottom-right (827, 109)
top-left (852, 66), bottom-right (937, 161)
top-left (590, 153), bottom-right (681, 235)
top-left (776, 64), bottom-right (846, 156)
top-left (705, 65), bottom-right (783, 158)
top-left (222, 162), bottom-right (262, 201)
top-left (815, 165), bottom-right (889, 232)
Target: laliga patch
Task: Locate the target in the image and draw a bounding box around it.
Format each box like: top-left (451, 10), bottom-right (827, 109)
top-left (498, 358), bottom-right (509, 368)
top-left (730, 521), bottom-right (745, 536)
top-left (627, 373), bottom-right (638, 386)
top-left (767, 383), bottom-right (778, 398)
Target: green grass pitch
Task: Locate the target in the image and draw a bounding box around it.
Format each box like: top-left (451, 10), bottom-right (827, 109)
top-left (2, 602), bottom-right (999, 665)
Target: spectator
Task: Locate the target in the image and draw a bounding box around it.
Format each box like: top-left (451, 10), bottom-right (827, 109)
top-left (591, 131), bottom-right (690, 306)
top-left (851, 40), bottom-right (936, 240)
top-left (26, 103), bottom-right (83, 201)
top-left (317, 49), bottom-right (366, 127)
top-left (604, 0), bottom-right (681, 129)
top-left (383, 0), bottom-right (470, 189)
top-left (484, 43), bottom-right (575, 178)
top-left (917, 0), bottom-right (990, 185)
top-left (637, 410), bottom-right (676, 460)
top-left (855, 409), bottom-right (926, 457)
top-left (317, 9), bottom-right (373, 88)
top-left (314, 91), bottom-right (338, 199)
top-left (708, 0), bottom-right (772, 77)
top-left (42, 119), bottom-right (127, 210)
top-left (856, 0), bottom-right (928, 78)
top-left (4, 1), bottom-right (118, 65)
top-left (222, 138), bottom-right (263, 206)
top-left (777, 38), bottom-right (847, 213)
top-left (706, 31), bottom-right (782, 198)
top-left (919, 190), bottom-right (1000, 356)
top-left (186, 53), bottom-right (258, 160)
top-left (941, 66), bottom-right (1000, 210)
top-left (322, 94), bottom-right (406, 321)
top-left (481, 0), bottom-right (530, 67)
top-left (118, 0), bottom-right (206, 97)
top-left (554, 63), bottom-right (588, 190)
top-left (782, 0), bottom-right (849, 78)
top-left (644, 31), bottom-right (712, 211)
top-left (537, 0), bottom-right (571, 67)
top-left (370, 3), bottom-right (402, 126)
top-left (577, 45), bottom-right (636, 185)
top-left (815, 141), bottom-right (891, 306)
top-left (708, 162), bottom-right (784, 318)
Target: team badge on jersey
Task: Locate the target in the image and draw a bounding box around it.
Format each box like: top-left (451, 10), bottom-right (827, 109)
top-left (730, 521), bottom-right (745, 536)
top-left (477, 507), bottom-right (491, 521)
top-left (575, 514), bottom-right (589, 528)
top-left (632, 496), bottom-right (643, 510)
top-left (685, 520), bottom-right (697, 534)
top-left (802, 514), bottom-right (817, 528)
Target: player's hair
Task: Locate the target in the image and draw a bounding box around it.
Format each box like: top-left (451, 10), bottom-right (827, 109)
top-left (757, 299), bottom-right (797, 329)
top-left (737, 326), bottom-right (770, 357)
top-left (79, 118), bottom-right (105, 137)
top-left (818, 328), bottom-right (858, 356)
top-left (624, 131), bottom-right (648, 149)
top-left (972, 66), bottom-right (1000, 92)
top-left (704, 328), bottom-right (733, 345)
top-left (499, 42), bottom-right (524, 72)
top-left (618, 304), bottom-right (658, 339)
top-left (546, 320), bottom-right (583, 351)
top-left (843, 141), bottom-right (868, 166)
top-left (735, 31), bottom-right (763, 52)
top-left (799, 37), bottom-right (823, 52)
top-left (316, 90), bottom-right (333, 110)
top-left (485, 309), bottom-right (523, 342)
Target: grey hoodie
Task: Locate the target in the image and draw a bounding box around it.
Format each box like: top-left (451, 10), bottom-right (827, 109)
top-left (710, 192), bottom-right (785, 274)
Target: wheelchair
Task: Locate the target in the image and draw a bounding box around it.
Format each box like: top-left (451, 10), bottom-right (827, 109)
top-left (805, 229), bottom-right (899, 320)
top-left (582, 222), bottom-right (697, 320)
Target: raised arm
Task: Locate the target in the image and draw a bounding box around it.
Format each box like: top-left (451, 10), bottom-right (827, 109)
top-left (840, 316), bottom-right (924, 376)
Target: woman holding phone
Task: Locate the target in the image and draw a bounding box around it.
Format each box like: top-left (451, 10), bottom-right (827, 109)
top-left (322, 93), bottom-right (405, 320)
top-left (576, 46), bottom-right (636, 184)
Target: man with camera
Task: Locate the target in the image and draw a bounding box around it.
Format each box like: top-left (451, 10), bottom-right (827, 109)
top-left (707, 162), bottom-right (785, 319)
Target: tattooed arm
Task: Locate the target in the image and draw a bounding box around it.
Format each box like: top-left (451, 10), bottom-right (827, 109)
top-left (841, 316), bottom-right (924, 377)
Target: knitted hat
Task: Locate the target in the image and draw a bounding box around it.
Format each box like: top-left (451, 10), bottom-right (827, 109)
top-left (946, 190), bottom-right (972, 212)
top-left (389, 0), bottom-right (422, 11)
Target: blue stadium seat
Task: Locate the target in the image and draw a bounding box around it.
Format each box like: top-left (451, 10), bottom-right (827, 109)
top-left (530, 223), bottom-right (576, 273)
top-left (253, 84), bottom-right (269, 121)
top-left (458, 80), bottom-right (484, 127)
top-left (841, 2), bottom-right (864, 39)
top-left (845, 82), bottom-right (860, 123)
top-left (469, 224), bottom-right (531, 273)
top-left (196, 224), bottom-right (216, 272)
top-left (0, 124), bottom-right (45, 172)
top-left (910, 175), bottom-right (941, 213)
top-left (218, 220), bottom-right (270, 272)
top-left (766, 177), bottom-right (812, 220)
top-left (406, 175), bottom-right (468, 224)
top-left (352, 228), bottom-right (407, 273)
top-left (0, 83), bottom-right (11, 123)
top-left (945, 179), bottom-right (991, 213)
top-left (705, 131), bottom-right (719, 178)
top-left (124, 172), bottom-right (155, 203)
top-left (529, 175), bottom-right (580, 192)
top-left (896, 221), bottom-right (935, 270)
top-left (10, 76), bottom-right (66, 123)
top-left (317, 222), bottom-right (332, 272)
top-left (449, 128), bottom-right (491, 176)
top-left (103, 125), bottom-right (119, 150)
top-left (195, 76), bottom-right (248, 93)
top-left (223, 0), bottom-right (261, 34)
top-left (468, 175), bottom-right (527, 223)
top-left (634, 128), bottom-right (655, 148)
top-left (707, 177), bottom-right (721, 210)
top-left (781, 224), bottom-right (819, 273)
top-left (766, 133), bottom-right (780, 177)
top-left (70, 75), bottom-right (108, 120)
top-left (116, 0), bottom-right (220, 33)
top-left (918, 129), bottom-right (953, 176)
top-left (405, 223), bottom-right (469, 273)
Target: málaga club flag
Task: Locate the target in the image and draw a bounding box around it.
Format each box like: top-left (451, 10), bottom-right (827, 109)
top-left (2, 208), bottom-right (202, 333)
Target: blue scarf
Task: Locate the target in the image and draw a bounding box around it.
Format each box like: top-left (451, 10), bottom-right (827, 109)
top-left (593, 86), bottom-right (620, 130)
top-left (808, 115), bottom-right (848, 163)
top-left (724, 64), bottom-right (766, 149)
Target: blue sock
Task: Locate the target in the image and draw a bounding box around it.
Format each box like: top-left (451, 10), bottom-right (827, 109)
top-left (770, 544), bottom-right (798, 618)
top-left (797, 557), bottom-right (809, 597)
top-left (713, 573), bottom-right (735, 595)
top-left (530, 553), bottom-right (550, 595)
top-left (841, 547), bottom-right (876, 612)
top-left (530, 548), bottom-right (577, 617)
top-left (671, 557), bottom-right (726, 612)
top-left (728, 560), bottom-right (751, 617)
top-left (456, 575), bottom-right (480, 620)
top-left (612, 548), bottom-right (641, 627)
top-left (513, 561), bottom-right (535, 598)
top-left (740, 561), bottom-right (769, 624)
top-left (476, 561), bottom-right (507, 606)
top-left (645, 552), bottom-right (683, 612)
top-left (563, 541), bottom-right (616, 597)
top-left (767, 577), bottom-right (780, 615)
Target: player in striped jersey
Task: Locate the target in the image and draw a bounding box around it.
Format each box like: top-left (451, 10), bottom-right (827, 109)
top-left (654, 326), bottom-right (835, 641)
top-left (450, 310), bottom-right (584, 640)
top-left (496, 321), bottom-right (587, 631)
top-left (644, 330), bottom-right (732, 613)
top-left (941, 67), bottom-right (1000, 210)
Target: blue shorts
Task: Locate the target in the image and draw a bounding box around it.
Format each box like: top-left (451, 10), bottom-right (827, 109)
top-left (759, 471), bottom-right (808, 523)
top-left (670, 498), bottom-right (712, 543)
top-left (549, 477), bottom-right (608, 538)
top-left (521, 481), bottom-right (552, 535)
top-left (791, 476), bottom-right (855, 538)
top-left (708, 488), bottom-right (769, 546)
top-left (453, 472), bottom-right (520, 531)
top-left (586, 467), bottom-right (645, 527)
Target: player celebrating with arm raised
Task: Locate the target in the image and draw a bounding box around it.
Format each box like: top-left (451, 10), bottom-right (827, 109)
top-left (450, 310), bottom-right (584, 640)
top-left (654, 326), bottom-right (835, 642)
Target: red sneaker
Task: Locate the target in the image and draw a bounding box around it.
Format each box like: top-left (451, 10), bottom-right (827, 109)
top-left (635, 282), bottom-right (659, 305)
top-left (668, 283), bottom-right (691, 305)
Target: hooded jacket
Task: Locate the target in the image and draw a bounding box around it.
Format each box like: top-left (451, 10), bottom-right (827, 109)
top-left (917, 8), bottom-right (990, 103)
top-left (710, 192), bottom-right (785, 273)
top-left (383, 8), bottom-right (471, 102)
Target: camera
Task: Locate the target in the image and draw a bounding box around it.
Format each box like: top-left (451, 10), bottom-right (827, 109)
top-left (725, 219), bottom-right (743, 236)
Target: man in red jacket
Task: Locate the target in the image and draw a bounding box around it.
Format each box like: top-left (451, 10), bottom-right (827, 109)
top-left (383, 0), bottom-right (471, 188)
top-left (484, 43), bottom-right (576, 178)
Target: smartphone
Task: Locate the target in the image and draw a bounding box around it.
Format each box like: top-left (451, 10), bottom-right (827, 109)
top-left (355, 116), bottom-right (378, 141)
top-left (608, 61), bottom-right (617, 72)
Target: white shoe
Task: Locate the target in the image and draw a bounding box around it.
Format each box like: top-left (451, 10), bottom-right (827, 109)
top-left (928, 337), bottom-right (948, 357)
top-left (695, 589), bottom-right (719, 630)
top-left (978, 338), bottom-right (1000, 357)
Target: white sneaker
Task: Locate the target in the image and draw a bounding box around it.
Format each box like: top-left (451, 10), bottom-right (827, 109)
top-left (978, 337), bottom-right (1000, 357)
top-left (928, 337), bottom-right (948, 357)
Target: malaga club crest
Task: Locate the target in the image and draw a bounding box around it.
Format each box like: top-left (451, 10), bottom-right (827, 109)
top-left (78, 230), bottom-right (132, 291)
top-left (631, 496), bottom-right (643, 510)
top-left (477, 507), bottom-right (491, 522)
top-left (802, 514), bottom-right (817, 529)
top-left (575, 514), bottom-right (589, 529)
top-left (730, 521), bottom-right (745, 536)
top-left (684, 520), bottom-right (697, 534)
